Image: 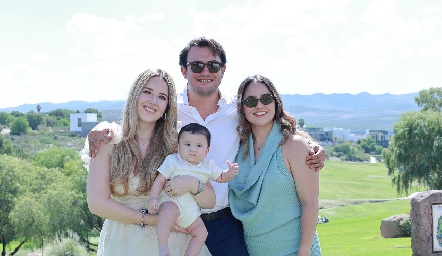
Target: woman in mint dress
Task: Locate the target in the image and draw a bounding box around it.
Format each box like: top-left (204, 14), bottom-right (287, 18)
top-left (229, 75), bottom-right (321, 256)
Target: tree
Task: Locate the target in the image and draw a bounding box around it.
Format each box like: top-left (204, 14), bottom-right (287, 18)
top-left (10, 111), bottom-right (23, 118)
top-left (298, 118), bottom-right (305, 129)
top-left (1, 151), bottom-right (97, 255)
top-left (33, 148), bottom-right (102, 251)
top-left (415, 87), bottom-right (442, 112)
top-left (328, 141), bottom-right (370, 162)
top-left (0, 112), bottom-right (12, 126)
top-left (383, 111), bottom-right (442, 194)
top-left (357, 137), bottom-right (383, 155)
top-left (10, 117), bottom-right (29, 135)
top-left (44, 115), bottom-right (58, 127)
top-left (34, 147), bottom-right (80, 169)
top-left (57, 118), bottom-right (70, 127)
top-left (36, 104), bottom-right (42, 113)
top-left (0, 155), bottom-right (20, 255)
top-left (26, 111), bottom-right (44, 130)
top-left (0, 135), bottom-right (14, 155)
top-left (49, 109), bottom-right (75, 120)
top-left (384, 87), bottom-right (442, 194)
top-left (0, 155), bottom-right (30, 256)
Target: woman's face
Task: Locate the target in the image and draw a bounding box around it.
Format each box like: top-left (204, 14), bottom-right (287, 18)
top-left (137, 76), bottom-right (169, 124)
top-left (242, 82), bottom-right (275, 128)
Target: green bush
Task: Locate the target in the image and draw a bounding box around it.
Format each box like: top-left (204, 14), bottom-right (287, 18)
top-left (399, 218), bottom-right (412, 237)
top-left (45, 231), bottom-right (88, 256)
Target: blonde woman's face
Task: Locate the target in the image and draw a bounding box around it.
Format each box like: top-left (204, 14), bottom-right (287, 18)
top-left (137, 76), bottom-right (169, 124)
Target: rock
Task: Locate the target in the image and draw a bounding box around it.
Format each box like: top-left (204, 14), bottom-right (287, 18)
top-left (380, 214), bottom-right (410, 238)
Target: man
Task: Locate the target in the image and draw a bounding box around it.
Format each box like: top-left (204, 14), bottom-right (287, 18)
top-left (89, 37), bottom-right (326, 256)
top-left (167, 37), bottom-right (325, 255)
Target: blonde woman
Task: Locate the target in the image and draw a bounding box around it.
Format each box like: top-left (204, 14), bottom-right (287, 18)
top-left (85, 69), bottom-right (213, 256)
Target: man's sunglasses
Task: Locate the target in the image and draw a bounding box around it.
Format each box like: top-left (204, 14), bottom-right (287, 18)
top-left (242, 94), bottom-right (275, 108)
top-left (186, 61), bottom-right (223, 73)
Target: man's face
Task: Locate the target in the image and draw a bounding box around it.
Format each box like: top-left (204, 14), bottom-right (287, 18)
top-left (181, 46), bottom-right (226, 98)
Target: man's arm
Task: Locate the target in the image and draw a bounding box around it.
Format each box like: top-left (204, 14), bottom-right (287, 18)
top-left (87, 121), bottom-right (116, 157)
top-left (296, 129), bottom-right (327, 172)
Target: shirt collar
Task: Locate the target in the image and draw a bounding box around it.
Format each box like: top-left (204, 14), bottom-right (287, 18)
top-left (178, 84), bottom-right (233, 108)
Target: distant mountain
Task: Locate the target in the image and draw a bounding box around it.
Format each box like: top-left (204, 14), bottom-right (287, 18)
top-left (1, 92), bottom-right (420, 132)
top-left (281, 92), bottom-right (419, 133)
top-left (0, 100), bottom-right (126, 114)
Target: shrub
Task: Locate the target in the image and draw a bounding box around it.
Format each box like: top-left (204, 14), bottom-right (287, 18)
top-left (45, 231), bottom-right (88, 256)
top-left (399, 218), bottom-right (411, 237)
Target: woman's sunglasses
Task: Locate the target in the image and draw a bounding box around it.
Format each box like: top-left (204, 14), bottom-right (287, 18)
top-left (186, 61), bottom-right (223, 73)
top-left (242, 94), bottom-right (275, 108)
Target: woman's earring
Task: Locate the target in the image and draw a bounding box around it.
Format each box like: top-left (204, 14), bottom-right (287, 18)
top-left (163, 113), bottom-right (167, 120)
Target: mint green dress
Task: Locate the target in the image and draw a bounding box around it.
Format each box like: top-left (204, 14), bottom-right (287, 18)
top-left (229, 122), bottom-right (321, 256)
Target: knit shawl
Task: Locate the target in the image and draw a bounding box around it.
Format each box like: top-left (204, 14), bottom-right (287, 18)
top-left (229, 122), bottom-right (301, 236)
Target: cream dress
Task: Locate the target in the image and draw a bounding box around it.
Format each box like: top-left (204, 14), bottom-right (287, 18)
top-left (95, 173), bottom-right (212, 256)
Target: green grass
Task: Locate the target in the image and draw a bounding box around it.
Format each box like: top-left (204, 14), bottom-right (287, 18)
top-left (317, 161), bottom-right (423, 255)
top-left (318, 200), bottom-right (412, 256)
top-left (319, 161), bottom-right (423, 208)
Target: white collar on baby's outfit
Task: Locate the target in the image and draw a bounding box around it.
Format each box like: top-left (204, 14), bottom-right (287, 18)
top-left (176, 153), bottom-right (208, 168)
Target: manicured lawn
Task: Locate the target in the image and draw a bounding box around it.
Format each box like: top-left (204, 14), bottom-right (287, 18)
top-left (319, 161), bottom-right (422, 207)
top-left (316, 160), bottom-right (422, 255)
top-left (318, 199), bottom-right (412, 255)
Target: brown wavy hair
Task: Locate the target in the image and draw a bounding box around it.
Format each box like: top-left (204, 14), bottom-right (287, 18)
top-left (110, 69), bottom-right (178, 196)
top-left (236, 74), bottom-right (298, 160)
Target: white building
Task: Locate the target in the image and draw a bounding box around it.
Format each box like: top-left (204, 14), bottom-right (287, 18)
top-left (324, 127), bottom-right (367, 142)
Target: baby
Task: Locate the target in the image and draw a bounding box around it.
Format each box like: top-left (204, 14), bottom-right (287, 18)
top-left (148, 123), bottom-right (239, 256)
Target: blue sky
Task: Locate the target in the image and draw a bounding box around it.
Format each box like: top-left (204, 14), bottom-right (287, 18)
top-left (1, 0), bottom-right (441, 108)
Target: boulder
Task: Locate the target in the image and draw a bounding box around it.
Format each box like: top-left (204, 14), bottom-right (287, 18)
top-left (380, 214), bottom-right (410, 238)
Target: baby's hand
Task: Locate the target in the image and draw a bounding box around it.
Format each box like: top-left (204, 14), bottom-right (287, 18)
top-left (226, 160), bottom-right (239, 177)
top-left (148, 197), bottom-right (158, 214)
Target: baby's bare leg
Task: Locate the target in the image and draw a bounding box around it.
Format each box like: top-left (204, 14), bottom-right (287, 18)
top-left (184, 217), bottom-right (208, 256)
top-left (157, 202), bottom-right (180, 256)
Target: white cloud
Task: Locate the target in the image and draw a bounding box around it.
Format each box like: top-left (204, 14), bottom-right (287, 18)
top-left (421, 15), bottom-right (442, 38)
top-left (30, 53), bottom-right (50, 61)
top-left (0, 67), bottom-right (14, 86)
top-left (66, 13), bottom-right (141, 58)
top-left (422, 5), bottom-right (441, 13)
top-left (419, 39), bottom-right (442, 56)
top-left (138, 13), bottom-right (165, 22)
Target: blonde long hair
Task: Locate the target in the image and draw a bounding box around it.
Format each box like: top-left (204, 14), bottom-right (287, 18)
top-left (111, 69), bottom-right (178, 196)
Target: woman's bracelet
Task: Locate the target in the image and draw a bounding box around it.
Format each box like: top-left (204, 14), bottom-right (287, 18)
top-left (140, 209), bottom-right (147, 228)
top-left (190, 180), bottom-right (204, 196)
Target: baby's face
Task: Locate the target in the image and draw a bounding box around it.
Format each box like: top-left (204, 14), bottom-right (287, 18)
top-left (178, 132), bottom-right (209, 165)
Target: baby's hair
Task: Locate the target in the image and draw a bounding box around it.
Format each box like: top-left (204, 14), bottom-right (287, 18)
top-left (178, 123), bottom-right (211, 147)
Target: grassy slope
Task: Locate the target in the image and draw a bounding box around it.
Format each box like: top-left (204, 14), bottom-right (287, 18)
top-left (317, 161), bottom-right (424, 256)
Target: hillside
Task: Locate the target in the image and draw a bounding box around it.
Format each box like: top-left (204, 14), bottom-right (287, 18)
top-left (1, 92), bottom-right (420, 132)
